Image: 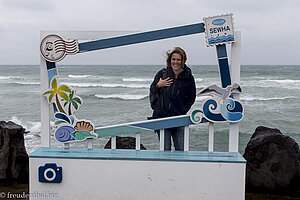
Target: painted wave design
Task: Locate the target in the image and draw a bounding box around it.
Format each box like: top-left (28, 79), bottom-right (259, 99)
top-left (208, 34), bottom-right (234, 44)
top-left (202, 98), bottom-right (243, 122)
top-left (220, 99), bottom-right (243, 122)
top-left (202, 99), bottom-right (226, 122)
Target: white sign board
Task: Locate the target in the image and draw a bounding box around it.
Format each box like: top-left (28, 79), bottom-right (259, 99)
top-left (204, 14), bottom-right (235, 46)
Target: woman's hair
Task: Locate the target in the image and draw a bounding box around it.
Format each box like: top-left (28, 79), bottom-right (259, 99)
top-left (166, 47), bottom-right (187, 69)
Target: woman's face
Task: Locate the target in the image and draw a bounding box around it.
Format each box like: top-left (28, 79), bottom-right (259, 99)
top-left (171, 53), bottom-right (182, 71)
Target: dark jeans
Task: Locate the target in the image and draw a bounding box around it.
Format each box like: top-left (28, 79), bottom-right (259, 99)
top-left (157, 127), bottom-right (184, 151)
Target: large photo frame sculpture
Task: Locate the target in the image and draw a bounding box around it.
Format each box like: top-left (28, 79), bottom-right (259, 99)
top-left (34, 13), bottom-right (246, 200)
top-left (40, 13), bottom-right (243, 148)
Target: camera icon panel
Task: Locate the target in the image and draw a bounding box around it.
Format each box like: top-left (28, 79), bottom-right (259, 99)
top-left (39, 163), bottom-right (62, 183)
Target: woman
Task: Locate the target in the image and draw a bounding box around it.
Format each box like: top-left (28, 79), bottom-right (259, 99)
top-left (150, 47), bottom-right (196, 151)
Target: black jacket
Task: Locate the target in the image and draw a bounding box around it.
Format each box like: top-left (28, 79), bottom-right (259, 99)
top-left (150, 65), bottom-right (196, 119)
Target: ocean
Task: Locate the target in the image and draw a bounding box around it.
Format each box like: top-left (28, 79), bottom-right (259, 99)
top-left (0, 64), bottom-right (299, 154)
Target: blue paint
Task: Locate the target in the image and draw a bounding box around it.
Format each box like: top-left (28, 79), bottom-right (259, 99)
top-left (212, 18), bottom-right (226, 26)
top-left (55, 126), bottom-right (76, 142)
top-left (218, 58), bottom-right (231, 88)
top-left (30, 147), bottom-right (246, 163)
top-left (47, 69), bottom-right (57, 82)
top-left (45, 62), bottom-right (58, 113)
top-left (132, 115), bottom-right (194, 130)
top-left (95, 126), bottom-right (148, 138)
top-left (79, 23), bottom-right (205, 52)
top-left (94, 115), bottom-right (203, 138)
top-left (54, 113), bottom-right (70, 124)
top-left (216, 45), bottom-right (231, 88)
top-left (202, 99), bottom-right (226, 122)
top-left (216, 44), bottom-right (227, 58)
top-left (38, 163), bottom-right (62, 183)
top-left (220, 99), bottom-right (244, 122)
top-left (208, 34), bottom-right (234, 45)
top-left (46, 61), bottom-right (56, 70)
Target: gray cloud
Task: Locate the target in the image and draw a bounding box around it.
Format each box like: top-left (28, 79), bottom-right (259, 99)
top-left (1, 0), bottom-right (55, 12)
top-left (0, 0), bottom-right (299, 65)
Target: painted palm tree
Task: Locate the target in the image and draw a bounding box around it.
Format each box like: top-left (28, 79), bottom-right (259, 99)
top-left (43, 77), bottom-right (71, 114)
top-left (64, 91), bottom-right (82, 116)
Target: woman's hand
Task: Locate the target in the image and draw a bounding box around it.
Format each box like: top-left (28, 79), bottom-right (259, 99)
top-left (156, 77), bottom-right (173, 88)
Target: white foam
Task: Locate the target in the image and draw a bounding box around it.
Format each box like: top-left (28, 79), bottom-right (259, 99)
top-left (68, 75), bottom-right (92, 78)
top-left (241, 96), bottom-right (296, 101)
top-left (195, 78), bottom-right (204, 83)
top-left (15, 81), bottom-right (40, 85)
top-left (0, 76), bottom-right (20, 80)
top-left (10, 116), bottom-right (41, 134)
top-left (122, 78), bottom-right (152, 82)
top-left (67, 82), bottom-right (149, 89)
top-left (266, 79), bottom-right (300, 84)
top-left (0, 76), bottom-right (12, 80)
top-left (95, 94), bottom-right (148, 100)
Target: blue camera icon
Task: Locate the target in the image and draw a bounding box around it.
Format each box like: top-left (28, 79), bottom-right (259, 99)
top-left (38, 163), bottom-right (62, 183)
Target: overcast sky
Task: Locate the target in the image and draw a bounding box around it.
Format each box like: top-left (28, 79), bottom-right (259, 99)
top-left (0, 0), bottom-right (299, 65)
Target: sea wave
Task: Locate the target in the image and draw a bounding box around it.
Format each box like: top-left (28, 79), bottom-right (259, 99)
top-left (68, 74), bottom-right (92, 78)
top-left (266, 79), bottom-right (300, 84)
top-left (67, 82), bottom-right (149, 89)
top-left (10, 116), bottom-right (41, 134)
top-left (95, 94), bottom-right (148, 100)
top-left (195, 78), bottom-right (204, 83)
top-left (15, 81), bottom-right (40, 85)
top-left (195, 95), bottom-right (296, 102)
top-left (0, 76), bottom-right (20, 80)
top-left (241, 96), bottom-right (296, 101)
top-left (242, 79), bottom-right (300, 90)
top-left (122, 78), bottom-right (152, 82)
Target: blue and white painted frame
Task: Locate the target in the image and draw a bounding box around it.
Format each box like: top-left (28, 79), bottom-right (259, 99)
top-left (40, 18), bottom-right (242, 152)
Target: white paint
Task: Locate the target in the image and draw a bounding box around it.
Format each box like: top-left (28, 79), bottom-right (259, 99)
top-left (204, 14), bottom-right (235, 47)
top-left (208, 122), bottom-right (214, 152)
top-left (40, 54), bottom-right (50, 148)
top-left (229, 31), bottom-right (241, 152)
top-left (40, 31), bottom-right (137, 148)
top-left (135, 133), bottom-right (141, 150)
top-left (159, 129), bottom-right (165, 150)
top-left (111, 136), bottom-right (116, 149)
top-left (30, 157), bottom-right (245, 200)
top-left (63, 143), bottom-right (69, 149)
top-left (184, 126), bottom-right (189, 151)
top-left (87, 138), bottom-right (93, 150)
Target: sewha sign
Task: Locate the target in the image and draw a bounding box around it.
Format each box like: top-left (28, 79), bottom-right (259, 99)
top-left (204, 14), bottom-right (235, 46)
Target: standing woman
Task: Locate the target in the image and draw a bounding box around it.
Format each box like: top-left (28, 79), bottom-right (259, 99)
top-left (150, 47), bottom-right (196, 151)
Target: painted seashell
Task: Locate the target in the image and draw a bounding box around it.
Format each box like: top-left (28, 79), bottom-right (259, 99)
top-left (74, 121), bottom-right (93, 132)
top-left (55, 126), bottom-right (75, 142)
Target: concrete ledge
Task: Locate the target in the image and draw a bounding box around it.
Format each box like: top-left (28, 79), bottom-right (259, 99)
top-left (30, 147), bottom-right (246, 163)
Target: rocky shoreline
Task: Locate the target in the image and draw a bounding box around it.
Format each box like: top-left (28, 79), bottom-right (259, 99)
top-left (1, 121), bottom-right (300, 199)
top-left (244, 126), bottom-right (300, 197)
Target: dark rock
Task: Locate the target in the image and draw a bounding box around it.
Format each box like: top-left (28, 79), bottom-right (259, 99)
top-left (243, 126), bottom-right (300, 197)
top-left (104, 136), bottom-right (147, 150)
top-left (0, 121), bottom-right (28, 183)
